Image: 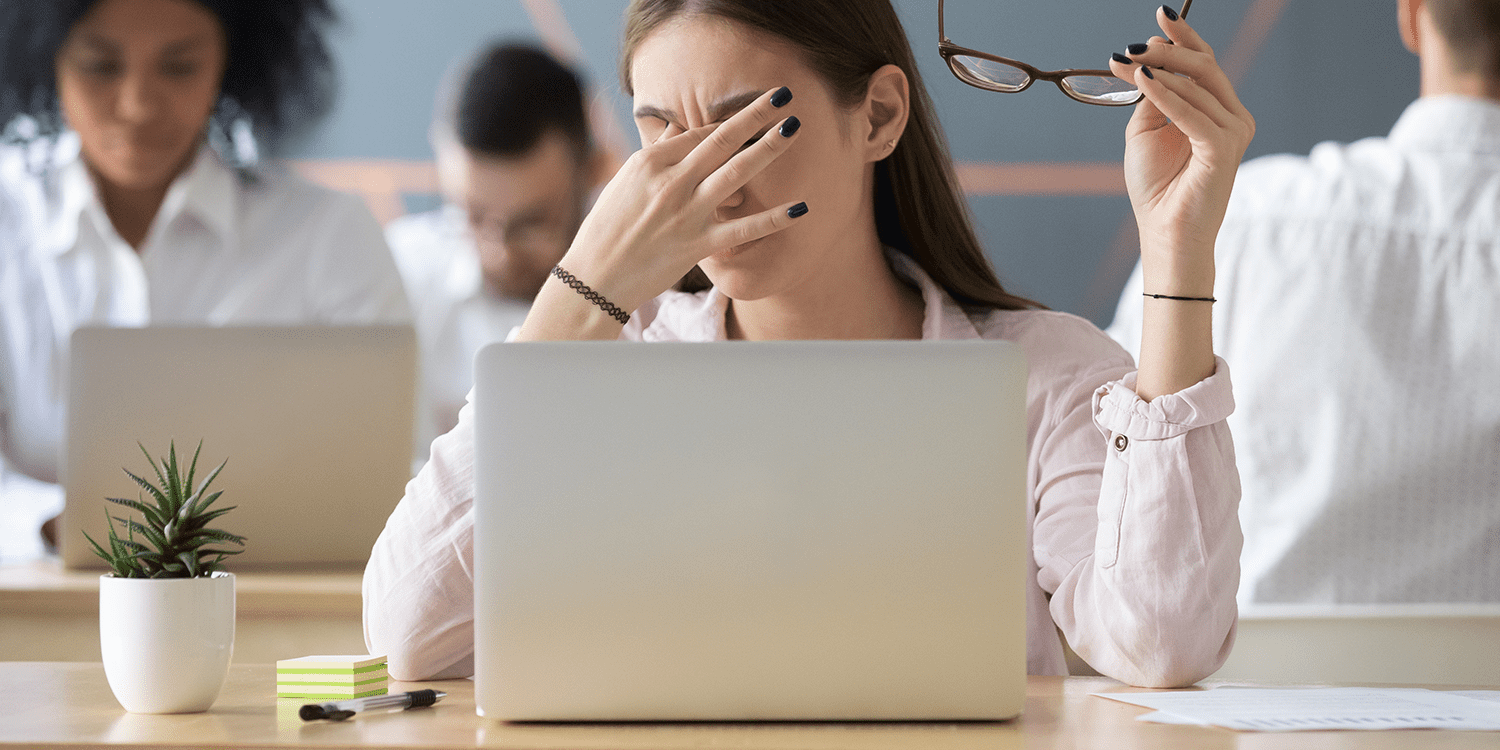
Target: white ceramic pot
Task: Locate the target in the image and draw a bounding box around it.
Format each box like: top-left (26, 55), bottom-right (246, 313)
top-left (99, 571), bottom-right (235, 713)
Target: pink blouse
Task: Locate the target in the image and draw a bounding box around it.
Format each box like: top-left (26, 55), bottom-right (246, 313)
top-left (363, 252), bottom-right (1242, 688)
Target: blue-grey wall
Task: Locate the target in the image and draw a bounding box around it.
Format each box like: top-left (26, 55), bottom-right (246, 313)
top-left (287, 0), bottom-right (1420, 328)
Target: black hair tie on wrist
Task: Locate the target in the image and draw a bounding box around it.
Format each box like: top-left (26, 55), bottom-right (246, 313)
top-left (1143, 292), bottom-right (1217, 303)
top-left (553, 265), bottom-right (631, 324)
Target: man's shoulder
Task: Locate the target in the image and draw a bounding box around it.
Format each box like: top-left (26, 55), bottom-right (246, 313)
top-left (384, 208), bottom-right (472, 282)
top-left (238, 161), bottom-right (371, 222)
top-left (386, 209), bottom-right (466, 253)
top-left (1230, 136), bottom-right (1396, 211)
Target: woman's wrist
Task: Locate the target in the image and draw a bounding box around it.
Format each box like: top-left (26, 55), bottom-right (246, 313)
top-left (1138, 236), bottom-right (1216, 298)
top-left (514, 274), bottom-right (631, 342)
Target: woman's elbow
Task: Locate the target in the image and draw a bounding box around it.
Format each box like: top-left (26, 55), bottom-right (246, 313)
top-left (1094, 620), bottom-right (1238, 688)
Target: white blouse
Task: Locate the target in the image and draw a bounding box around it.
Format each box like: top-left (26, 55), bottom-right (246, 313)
top-left (365, 251), bottom-right (1243, 688)
top-left (0, 135), bottom-right (411, 544)
top-left (1108, 95), bottom-right (1500, 605)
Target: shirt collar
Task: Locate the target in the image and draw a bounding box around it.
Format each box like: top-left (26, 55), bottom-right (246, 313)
top-left (1389, 95), bottom-right (1500, 154)
top-left (44, 138), bottom-right (237, 257)
top-left (154, 144), bottom-right (237, 247)
top-left (640, 248), bottom-right (985, 341)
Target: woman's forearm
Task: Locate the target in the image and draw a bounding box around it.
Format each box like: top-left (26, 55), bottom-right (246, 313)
top-left (1134, 249), bottom-right (1216, 401)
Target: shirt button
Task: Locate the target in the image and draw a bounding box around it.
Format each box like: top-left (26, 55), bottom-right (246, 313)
top-left (1113, 434), bottom-right (1129, 452)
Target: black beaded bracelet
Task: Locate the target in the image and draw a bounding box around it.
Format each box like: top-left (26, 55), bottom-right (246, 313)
top-left (552, 265), bottom-right (631, 325)
top-left (1143, 292), bottom-right (1217, 303)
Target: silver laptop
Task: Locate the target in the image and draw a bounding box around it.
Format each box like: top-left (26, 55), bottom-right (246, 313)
top-left (472, 341), bottom-right (1029, 721)
top-left (61, 326), bottom-right (416, 570)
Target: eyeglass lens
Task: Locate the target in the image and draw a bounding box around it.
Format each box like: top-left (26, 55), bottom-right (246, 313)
top-left (1059, 75), bottom-right (1140, 104)
top-left (948, 55), bottom-right (1030, 92)
top-left (949, 53), bottom-right (1141, 104)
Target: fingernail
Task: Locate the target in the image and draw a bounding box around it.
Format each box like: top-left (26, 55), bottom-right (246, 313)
top-left (788, 202), bottom-right (809, 218)
top-left (1161, 5), bottom-right (1180, 22)
top-left (1111, 52), bottom-right (1132, 65)
top-left (1127, 43), bottom-right (1149, 56)
top-left (1142, 66), bottom-right (1155, 80)
top-left (770, 87), bottom-right (793, 107)
top-left (779, 116), bottom-right (801, 138)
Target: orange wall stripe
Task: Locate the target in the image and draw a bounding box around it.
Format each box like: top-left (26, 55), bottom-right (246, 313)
top-left (956, 162), bottom-right (1126, 196)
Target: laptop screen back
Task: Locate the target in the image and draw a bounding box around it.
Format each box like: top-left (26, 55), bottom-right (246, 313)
top-left (62, 325), bottom-right (416, 570)
top-left (473, 341), bottom-right (1028, 720)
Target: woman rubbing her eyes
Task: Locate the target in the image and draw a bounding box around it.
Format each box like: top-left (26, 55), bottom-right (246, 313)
top-left (0, 0), bottom-right (409, 555)
top-left (365, 0), bottom-right (1253, 688)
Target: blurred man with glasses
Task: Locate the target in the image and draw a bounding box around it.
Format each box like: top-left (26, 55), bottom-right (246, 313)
top-left (387, 43), bottom-right (610, 464)
top-left (1108, 0), bottom-right (1500, 605)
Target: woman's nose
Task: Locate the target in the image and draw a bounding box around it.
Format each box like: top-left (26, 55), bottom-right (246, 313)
top-left (115, 72), bottom-right (162, 124)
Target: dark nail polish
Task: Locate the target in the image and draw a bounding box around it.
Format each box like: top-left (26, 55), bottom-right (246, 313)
top-left (779, 116), bottom-right (801, 138)
top-left (787, 202), bottom-right (809, 219)
top-left (1127, 43), bottom-right (1149, 56)
top-left (1142, 66), bottom-right (1155, 80)
top-left (1161, 5), bottom-right (1179, 22)
top-left (1111, 52), bottom-right (1132, 65)
top-left (770, 87), bottom-right (793, 107)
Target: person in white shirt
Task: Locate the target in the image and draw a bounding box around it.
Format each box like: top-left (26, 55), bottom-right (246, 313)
top-left (0, 0), bottom-right (411, 562)
top-left (367, 0), bottom-right (1257, 688)
top-left (386, 43), bottom-right (609, 460)
top-left (1107, 0), bottom-right (1500, 604)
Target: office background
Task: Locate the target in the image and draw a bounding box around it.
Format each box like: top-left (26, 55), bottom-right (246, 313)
top-left (284, 0), bottom-right (1419, 329)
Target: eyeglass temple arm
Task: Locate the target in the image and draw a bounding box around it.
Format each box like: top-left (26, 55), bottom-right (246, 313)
top-left (939, 0), bottom-right (1189, 45)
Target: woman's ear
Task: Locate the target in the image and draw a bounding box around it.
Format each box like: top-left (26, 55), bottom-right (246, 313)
top-left (1398, 0), bottom-right (1422, 55)
top-left (861, 64), bottom-right (910, 163)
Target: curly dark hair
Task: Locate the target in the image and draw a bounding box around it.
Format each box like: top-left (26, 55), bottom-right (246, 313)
top-left (0, 0), bottom-right (337, 156)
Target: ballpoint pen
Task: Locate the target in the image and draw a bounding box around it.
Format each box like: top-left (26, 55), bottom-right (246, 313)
top-left (299, 689), bottom-right (447, 721)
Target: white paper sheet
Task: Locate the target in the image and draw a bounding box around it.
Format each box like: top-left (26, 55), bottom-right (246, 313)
top-left (1094, 687), bottom-right (1500, 732)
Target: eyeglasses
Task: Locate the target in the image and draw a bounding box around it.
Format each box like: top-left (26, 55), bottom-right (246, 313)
top-left (938, 0), bottom-right (1193, 106)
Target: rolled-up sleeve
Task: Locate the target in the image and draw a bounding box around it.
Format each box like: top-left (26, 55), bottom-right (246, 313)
top-left (1035, 357), bottom-right (1241, 688)
top-left (363, 400), bottom-right (480, 681)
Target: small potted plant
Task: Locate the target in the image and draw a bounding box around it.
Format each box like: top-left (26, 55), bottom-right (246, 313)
top-left (85, 441), bottom-right (246, 714)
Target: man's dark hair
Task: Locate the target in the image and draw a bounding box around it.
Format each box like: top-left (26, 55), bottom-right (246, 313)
top-left (1428, 0), bottom-right (1500, 79)
top-left (0, 0), bottom-right (337, 154)
top-left (454, 43), bottom-right (591, 163)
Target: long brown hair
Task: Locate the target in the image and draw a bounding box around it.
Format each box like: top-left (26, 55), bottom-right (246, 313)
top-left (621, 0), bottom-right (1042, 312)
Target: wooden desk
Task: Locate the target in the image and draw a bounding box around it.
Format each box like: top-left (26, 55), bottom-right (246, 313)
top-left (0, 560), bottom-right (366, 663)
top-left (2, 662), bottom-right (1494, 749)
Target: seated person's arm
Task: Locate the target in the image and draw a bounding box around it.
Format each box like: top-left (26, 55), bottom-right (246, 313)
top-left (363, 400), bottom-right (479, 680)
top-left (1033, 358), bottom-right (1240, 688)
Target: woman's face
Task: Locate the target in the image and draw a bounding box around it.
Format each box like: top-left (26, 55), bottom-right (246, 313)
top-left (55, 0), bottom-right (227, 193)
top-left (630, 16), bottom-right (877, 302)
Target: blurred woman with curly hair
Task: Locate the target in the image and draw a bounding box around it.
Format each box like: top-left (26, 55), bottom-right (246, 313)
top-left (0, 0), bottom-right (410, 557)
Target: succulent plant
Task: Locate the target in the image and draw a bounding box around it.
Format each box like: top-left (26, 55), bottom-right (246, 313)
top-left (83, 441), bottom-right (246, 579)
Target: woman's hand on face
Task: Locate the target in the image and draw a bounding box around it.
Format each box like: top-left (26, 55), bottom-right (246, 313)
top-left (1108, 7), bottom-right (1254, 289)
top-left (553, 86), bottom-right (807, 316)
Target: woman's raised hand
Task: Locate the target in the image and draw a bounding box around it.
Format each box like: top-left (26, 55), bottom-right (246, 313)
top-left (1108, 7), bottom-right (1254, 288)
top-left (517, 86), bottom-right (806, 340)
top-left (1107, 6), bottom-right (1254, 401)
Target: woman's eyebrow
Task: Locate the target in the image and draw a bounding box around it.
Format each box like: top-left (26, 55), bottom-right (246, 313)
top-left (70, 33), bottom-right (122, 54)
top-left (161, 36), bottom-right (215, 56)
top-left (67, 32), bottom-right (213, 57)
top-left (632, 90), bottom-right (767, 127)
